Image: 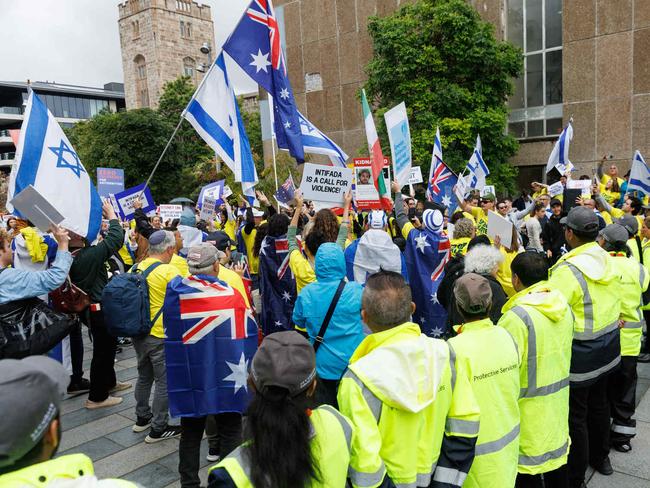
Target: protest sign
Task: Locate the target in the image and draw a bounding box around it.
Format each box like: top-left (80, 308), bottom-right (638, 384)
top-left (454, 175), bottom-right (469, 203)
top-left (384, 102), bottom-right (412, 187)
top-left (113, 184), bottom-right (156, 220)
top-left (197, 180), bottom-right (225, 208)
top-left (10, 185), bottom-right (65, 233)
top-left (480, 185), bottom-right (496, 197)
top-left (96, 168), bottom-right (125, 198)
top-left (548, 181), bottom-right (564, 197)
top-left (299, 163), bottom-right (352, 207)
top-left (222, 185), bottom-right (233, 198)
top-left (408, 166), bottom-right (423, 184)
top-left (199, 196), bottom-right (217, 221)
top-left (487, 210), bottom-right (514, 249)
top-left (159, 204), bottom-right (183, 222)
top-left (351, 157), bottom-right (392, 210)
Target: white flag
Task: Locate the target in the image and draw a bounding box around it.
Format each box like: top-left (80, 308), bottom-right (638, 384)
top-left (546, 122), bottom-right (574, 174)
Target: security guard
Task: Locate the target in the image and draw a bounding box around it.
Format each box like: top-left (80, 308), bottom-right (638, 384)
top-left (0, 356), bottom-right (136, 487)
top-left (548, 206), bottom-right (622, 488)
top-left (207, 332), bottom-right (354, 487)
top-left (596, 224), bottom-right (649, 453)
top-left (498, 252), bottom-right (574, 487)
top-left (617, 214), bottom-right (643, 263)
top-left (338, 271), bottom-right (480, 488)
top-left (448, 273), bottom-right (521, 488)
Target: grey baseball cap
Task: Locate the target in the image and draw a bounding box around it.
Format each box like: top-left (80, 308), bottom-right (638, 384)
top-left (0, 356), bottom-right (69, 468)
top-left (187, 243), bottom-right (225, 271)
top-left (454, 273), bottom-right (493, 314)
top-left (251, 331), bottom-right (316, 397)
top-left (599, 223), bottom-right (629, 246)
top-left (560, 206), bottom-right (599, 233)
top-left (616, 215), bottom-right (638, 237)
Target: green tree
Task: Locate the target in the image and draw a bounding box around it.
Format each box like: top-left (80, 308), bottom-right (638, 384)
top-left (364, 0), bottom-right (523, 194)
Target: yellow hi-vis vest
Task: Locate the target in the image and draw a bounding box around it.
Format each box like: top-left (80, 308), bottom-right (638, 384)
top-left (337, 322), bottom-right (480, 488)
top-left (548, 242), bottom-right (622, 386)
top-left (448, 318), bottom-right (521, 488)
top-left (208, 405), bottom-right (353, 488)
top-left (610, 254), bottom-right (649, 356)
top-left (641, 238), bottom-right (650, 312)
top-left (0, 454), bottom-right (136, 487)
top-left (498, 282), bottom-right (574, 475)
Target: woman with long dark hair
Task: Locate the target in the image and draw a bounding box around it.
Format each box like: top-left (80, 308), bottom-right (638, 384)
top-left (207, 331), bottom-right (353, 488)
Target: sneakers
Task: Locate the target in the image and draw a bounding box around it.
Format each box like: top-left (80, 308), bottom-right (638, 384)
top-left (118, 338), bottom-right (132, 346)
top-left (206, 448), bottom-right (220, 463)
top-left (132, 415), bottom-right (153, 433)
top-left (145, 425), bottom-right (182, 444)
top-left (110, 381), bottom-right (132, 393)
top-left (67, 378), bottom-right (91, 395)
top-left (85, 396), bottom-right (123, 409)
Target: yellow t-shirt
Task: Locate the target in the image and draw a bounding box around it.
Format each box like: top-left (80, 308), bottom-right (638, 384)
top-left (136, 257), bottom-right (181, 338)
top-left (470, 207), bottom-right (489, 236)
top-left (289, 249), bottom-right (316, 294)
top-left (218, 265), bottom-right (251, 308)
top-left (118, 245), bottom-right (135, 267)
top-left (496, 247), bottom-right (519, 298)
top-left (220, 220), bottom-right (237, 243)
top-left (450, 237), bottom-right (471, 258)
top-left (242, 227), bottom-right (259, 274)
top-left (601, 174), bottom-right (625, 187)
top-left (170, 253), bottom-right (190, 278)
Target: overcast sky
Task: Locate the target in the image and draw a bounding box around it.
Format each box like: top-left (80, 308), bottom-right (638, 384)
top-left (0, 0), bottom-right (256, 93)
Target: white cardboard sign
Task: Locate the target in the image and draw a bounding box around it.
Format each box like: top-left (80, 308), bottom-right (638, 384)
top-left (199, 196), bottom-right (217, 222)
top-left (299, 163), bottom-right (353, 207)
top-left (487, 210), bottom-right (514, 249)
top-left (159, 204), bottom-right (183, 221)
top-left (548, 181), bottom-right (564, 197)
top-left (407, 166), bottom-right (423, 184)
top-left (10, 185), bottom-right (64, 233)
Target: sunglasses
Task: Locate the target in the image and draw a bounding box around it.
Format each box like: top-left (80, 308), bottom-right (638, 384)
top-left (497, 205), bottom-right (506, 210)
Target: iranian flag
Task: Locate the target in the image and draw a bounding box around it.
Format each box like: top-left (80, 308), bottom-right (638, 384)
top-left (361, 89), bottom-right (392, 210)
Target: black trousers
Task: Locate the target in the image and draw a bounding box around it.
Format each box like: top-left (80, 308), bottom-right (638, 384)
top-left (515, 464), bottom-right (569, 488)
top-left (68, 321), bottom-right (84, 383)
top-left (315, 378), bottom-right (340, 408)
top-left (179, 413), bottom-right (242, 488)
top-left (567, 375), bottom-right (611, 488)
top-left (643, 311), bottom-right (650, 354)
top-left (608, 356), bottom-right (638, 444)
top-left (88, 309), bottom-right (117, 402)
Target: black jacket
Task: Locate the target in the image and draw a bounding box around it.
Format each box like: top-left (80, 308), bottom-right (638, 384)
top-left (542, 212), bottom-right (566, 264)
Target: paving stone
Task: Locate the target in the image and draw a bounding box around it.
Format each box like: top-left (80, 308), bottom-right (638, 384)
top-left (636, 378), bottom-right (650, 407)
top-left (116, 346), bottom-right (137, 360)
top-left (60, 413), bottom-right (132, 451)
top-left (588, 470), bottom-right (650, 487)
top-left (117, 356), bottom-right (138, 369)
top-left (121, 462), bottom-right (179, 488)
top-left (157, 439), bottom-right (211, 472)
top-left (93, 438), bottom-right (180, 478)
top-left (117, 366), bottom-right (139, 382)
top-left (105, 424), bottom-right (148, 448)
top-left (59, 437), bottom-right (125, 462)
top-left (61, 392), bottom-right (136, 429)
top-left (607, 419), bottom-right (650, 480)
top-left (637, 361), bottom-right (650, 380)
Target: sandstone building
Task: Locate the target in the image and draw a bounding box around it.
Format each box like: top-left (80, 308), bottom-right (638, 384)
top-left (118, 0), bottom-right (215, 109)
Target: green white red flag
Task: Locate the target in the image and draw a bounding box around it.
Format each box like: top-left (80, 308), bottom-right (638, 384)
top-left (361, 89), bottom-right (392, 210)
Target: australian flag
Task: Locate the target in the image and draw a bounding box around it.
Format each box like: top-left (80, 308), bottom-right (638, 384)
top-left (223, 0), bottom-right (304, 163)
top-left (163, 275), bottom-right (258, 417)
top-left (258, 234), bottom-right (297, 336)
top-left (275, 175), bottom-right (295, 207)
top-left (403, 227), bottom-right (450, 338)
top-left (428, 159), bottom-right (458, 215)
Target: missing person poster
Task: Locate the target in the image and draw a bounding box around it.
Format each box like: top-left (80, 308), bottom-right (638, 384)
top-left (351, 157), bottom-right (392, 210)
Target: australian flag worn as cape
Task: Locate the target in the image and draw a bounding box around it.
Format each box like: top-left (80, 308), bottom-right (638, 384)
top-left (163, 274), bottom-right (258, 417)
top-left (258, 234), bottom-right (297, 335)
top-left (404, 227), bottom-right (450, 338)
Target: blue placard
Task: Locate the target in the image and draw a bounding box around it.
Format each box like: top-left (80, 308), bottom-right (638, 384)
top-left (197, 180), bottom-right (225, 209)
top-left (96, 167), bottom-right (125, 198)
top-left (113, 183), bottom-right (156, 220)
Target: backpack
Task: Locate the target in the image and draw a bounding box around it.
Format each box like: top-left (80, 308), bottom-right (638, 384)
top-left (101, 261), bottom-right (163, 338)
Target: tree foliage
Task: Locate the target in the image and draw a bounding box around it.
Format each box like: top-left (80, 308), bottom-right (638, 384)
top-left (365, 0), bottom-right (523, 194)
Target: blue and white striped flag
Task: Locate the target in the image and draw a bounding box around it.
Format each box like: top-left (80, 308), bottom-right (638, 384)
top-left (183, 52), bottom-right (258, 203)
top-left (628, 150), bottom-right (650, 195)
top-left (546, 122), bottom-right (574, 174)
top-left (476, 134), bottom-right (482, 156)
top-left (7, 91), bottom-right (102, 239)
top-left (464, 148), bottom-right (490, 190)
top-left (298, 111), bottom-right (348, 166)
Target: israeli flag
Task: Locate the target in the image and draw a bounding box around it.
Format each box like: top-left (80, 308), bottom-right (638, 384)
top-left (476, 134), bottom-right (482, 155)
top-left (465, 148), bottom-right (490, 190)
top-left (546, 122), bottom-right (574, 174)
top-left (298, 111), bottom-right (348, 167)
top-left (7, 91), bottom-right (102, 239)
top-left (183, 52), bottom-right (258, 198)
top-left (628, 150), bottom-right (650, 195)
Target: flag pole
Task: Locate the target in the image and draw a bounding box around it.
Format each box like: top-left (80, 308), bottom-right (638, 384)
top-left (271, 134), bottom-right (280, 211)
top-left (140, 116), bottom-right (185, 196)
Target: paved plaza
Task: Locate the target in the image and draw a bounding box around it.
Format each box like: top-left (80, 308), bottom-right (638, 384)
top-left (57, 330), bottom-right (650, 487)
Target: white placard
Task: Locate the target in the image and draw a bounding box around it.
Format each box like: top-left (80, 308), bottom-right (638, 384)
top-left (299, 163), bottom-right (353, 207)
top-left (222, 185), bottom-right (233, 198)
top-left (199, 196), bottom-right (217, 222)
top-left (548, 181), bottom-right (564, 197)
top-left (566, 179), bottom-right (592, 197)
top-left (159, 204), bottom-right (183, 221)
top-left (487, 210), bottom-right (514, 249)
top-left (384, 102), bottom-right (412, 187)
top-left (455, 175), bottom-right (469, 202)
top-left (480, 185), bottom-right (496, 197)
top-left (10, 185), bottom-right (64, 233)
top-left (407, 166), bottom-right (423, 184)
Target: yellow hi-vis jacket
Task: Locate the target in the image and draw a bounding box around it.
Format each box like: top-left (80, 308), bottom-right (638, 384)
top-left (448, 318), bottom-right (521, 488)
top-left (548, 242), bottom-right (622, 386)
top-left (207, 405), bottom-right (353, 487)
top-left (0, 454), bottom-right (136, 487)
top-left (337, 322), bottom-right (480, 488)
top-left (609, 253), bottom-right (649, 356)
top-left (641, 238), bottom-right (650, 312)
top-left (498, 282), bottom-right (574, 475)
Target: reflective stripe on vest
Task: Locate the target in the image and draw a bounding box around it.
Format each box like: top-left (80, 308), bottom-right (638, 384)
top-left (343, 369), bottom-right (383, 423)
top-left (445, 418), bottom-right (480, 436)
top-left (348, 463), bottom-right (387, 487)
top-left (519, 439), bottom-right (569, 466)
top-left (318, 404), bottom-right (353, 451)
top-left (511, 306), bottom-right (570, 399)
top-left (415, 461), bottom-right (439, 488)
top-left (448, 342), bottom-right (457, 391)
top-left (431, 466), bottom-right (468, 486)
top-left (475, 423), bottom-right (520, 456)
top-left (611, 424), bottom-right (636, 435)
top-left (569, 354), bottom-right (620, 383)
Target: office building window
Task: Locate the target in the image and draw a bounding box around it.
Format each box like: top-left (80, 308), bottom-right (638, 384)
top-left (180, 20), bottom-right (191, 38)
top-left (183, 57), bottom-right (196, 78)
top-left (507, 0), bottom-right (563, 139)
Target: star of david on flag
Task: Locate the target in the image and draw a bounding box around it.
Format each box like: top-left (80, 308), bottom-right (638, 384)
top-left (223, 0), bottom-right (304, 162)
top-left (163, 274), bottom-right (258, 417)
top-left (49, 140), bottom-right (86, 178)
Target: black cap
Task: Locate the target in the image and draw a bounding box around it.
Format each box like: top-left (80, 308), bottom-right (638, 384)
top-left (550, 198), bottom-right (562, 207)
top-left (205, 231), bottom-right (233, 251)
